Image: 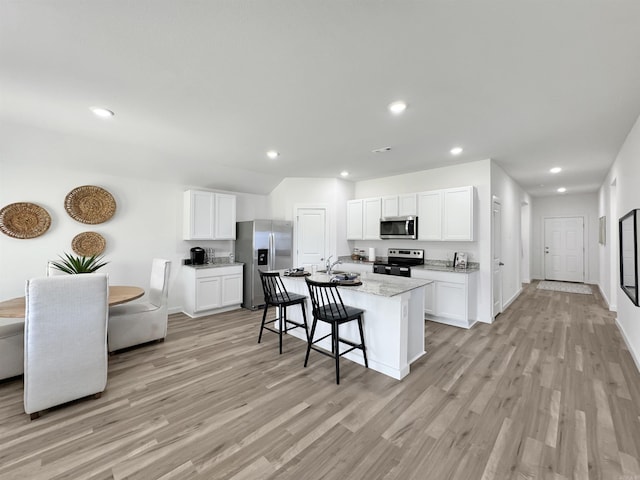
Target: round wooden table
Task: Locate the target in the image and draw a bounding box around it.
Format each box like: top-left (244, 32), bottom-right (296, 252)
top-left (0, 286), bottom-right (144, 318)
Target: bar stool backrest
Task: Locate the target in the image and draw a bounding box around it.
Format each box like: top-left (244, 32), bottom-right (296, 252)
top-left (259, 270), bottom-right (293, 305)
top-left (305, 278), bottom-right (348, 320)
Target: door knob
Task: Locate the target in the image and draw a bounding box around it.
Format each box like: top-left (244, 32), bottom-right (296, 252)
top-left (499, 262), bottom-right (504, 266)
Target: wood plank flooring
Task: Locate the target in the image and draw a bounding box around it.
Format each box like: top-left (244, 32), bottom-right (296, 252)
top-left (1, 281), bottom-right (639, 479)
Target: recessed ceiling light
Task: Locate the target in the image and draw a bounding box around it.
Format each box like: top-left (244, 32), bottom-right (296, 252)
top-left (340, 171), bottom-right (349, 177)
top-left (372, 147), bottom-right (392, 153)
top-left (266, 150), bottom-right (279, 159)
top-left (557, 187), bottom-right (567, 193)
top-left (388, 101), bottom-right (407, 115)
top-left (90, 107), bottom-right (114, 118)
top-left (550, 167), bottom-right (562, 174)
top-left (450, 147), bottom-right (463, 156)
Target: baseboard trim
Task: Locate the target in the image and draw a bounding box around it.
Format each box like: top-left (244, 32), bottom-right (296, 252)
top-left (616, 317), bottom-right (640, 374)
top-left (597, 284), bottom-right (610, 308)
top-left (503, 287), bottom-right (522, 311)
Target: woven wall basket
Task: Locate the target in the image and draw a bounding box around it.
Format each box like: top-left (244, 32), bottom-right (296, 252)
top-left (71, 231), bottom-right (106, 256)
top-left (0, 202), bottom-right (51, 239)
top-left (65, 185), bottom-right (116, 224)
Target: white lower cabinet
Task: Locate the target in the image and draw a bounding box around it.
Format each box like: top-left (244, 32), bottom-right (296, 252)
top-left (424, 281), bottom-right (435, 315)
top-left (412, 269), bottom-right (478, 328)
top-left (183, 265), bottom-right (243, 317)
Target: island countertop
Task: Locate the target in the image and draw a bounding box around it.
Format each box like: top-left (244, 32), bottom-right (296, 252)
top-left (282, 271), bottom-right (431, 297)
top-left (337, 256), bottom-right (480, 274)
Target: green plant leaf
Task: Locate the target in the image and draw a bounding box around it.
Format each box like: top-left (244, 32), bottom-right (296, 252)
top-left (50, 253), bottom-right (109, 274)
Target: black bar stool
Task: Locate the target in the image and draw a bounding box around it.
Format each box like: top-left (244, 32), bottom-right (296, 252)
top-left (304, 278), bottom-right (368, 384)
top-left (258, 270), bottom-right (309, 354)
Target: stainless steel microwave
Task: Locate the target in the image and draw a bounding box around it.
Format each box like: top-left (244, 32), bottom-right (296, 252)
top-left (380, 216), bottom-right (418, 239)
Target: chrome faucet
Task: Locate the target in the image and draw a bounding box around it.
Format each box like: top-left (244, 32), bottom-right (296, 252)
top-left (325, 255), bottom-right (342, 275)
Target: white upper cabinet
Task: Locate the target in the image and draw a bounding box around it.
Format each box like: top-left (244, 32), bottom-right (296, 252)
top-left (184, 190), bottom-right (237, 240)
top-left (347, 197), bottom-right (381, 240)
top-left (346, 199), bottom-right (364, 240)
top-left (398, 194), bottom-right (418, 216)
top-left (418, 186), bottom-right (475, 241)
top-left (381, 196), bottom-right (399, 218)
top-left (382, 194), bottom-right (417, 217)
top-left (363, 197), bottom-right (382, 239)
top-left (417, 191), bottom-right (443, 240)
top-left (442, 186), bottom-right (474, 241)
top-left (214, 193), bottom-right (236, 240)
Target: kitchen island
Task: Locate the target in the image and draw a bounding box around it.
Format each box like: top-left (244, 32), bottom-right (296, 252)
top-left (280, 272), bottom-right (431, 380)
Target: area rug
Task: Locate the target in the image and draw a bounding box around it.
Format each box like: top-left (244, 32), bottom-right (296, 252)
top-left (537, 281), bottom-right (592, 295)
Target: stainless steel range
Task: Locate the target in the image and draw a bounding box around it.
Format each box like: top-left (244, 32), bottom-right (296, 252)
top-left (373, 248), bottom-right (424, 277)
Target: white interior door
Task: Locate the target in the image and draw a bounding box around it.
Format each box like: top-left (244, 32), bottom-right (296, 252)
top-left (492, 200), bottom-right (503, 318)
top-left (544, 217), bottom-right (584, 282)
top-left (296, 208), bottom-right (326, 270)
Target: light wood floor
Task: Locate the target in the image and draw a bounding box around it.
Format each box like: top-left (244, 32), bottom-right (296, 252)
top-left (1, 281), bottom-right (639, 479)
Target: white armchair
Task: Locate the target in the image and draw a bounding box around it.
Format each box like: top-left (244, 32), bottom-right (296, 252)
top-left (108, 258), bottom-right (171, 352)
top-left (0, 318), bottom-right (24, 380)
top-left (24, 274), bottom-right (109, 419)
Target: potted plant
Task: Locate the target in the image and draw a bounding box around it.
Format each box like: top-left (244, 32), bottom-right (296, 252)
top-left (50, 253), bottom-right (109, 274)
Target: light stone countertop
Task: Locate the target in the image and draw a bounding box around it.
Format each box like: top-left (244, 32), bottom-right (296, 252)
top-left (337, 256), bottom-right (479, 274)
top-left (185, 262), bottom-right (244, 269)
top-left (282, 271), bottom-right (431, 298)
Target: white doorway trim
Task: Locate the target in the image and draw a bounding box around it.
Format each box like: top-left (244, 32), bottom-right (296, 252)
top-left (492, 196), bottom-right (503, 319)
top-left (609, 178), bottom-right (618, 311)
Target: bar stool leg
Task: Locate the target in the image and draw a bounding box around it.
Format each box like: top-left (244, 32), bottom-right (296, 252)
top-left (278, 306), bottom-right (284, 354)
top-left (300, 302), bottom-right (309, 343)
top-left (304, 317), bottom-right (318, 367)
top-left (258, 304), bottom-right (269, 343)
top-left (333, 323), bottom-right (340, 384)
top-left (357, 316), bottom-right (368, 368)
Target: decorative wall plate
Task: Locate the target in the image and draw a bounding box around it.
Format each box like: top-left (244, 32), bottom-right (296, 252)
top-left (0, 202), bottom-right (51, 239)
top-left (71, 231), bottom-right (106, 256)
top-left (65, 185), bottom-right (116, 224)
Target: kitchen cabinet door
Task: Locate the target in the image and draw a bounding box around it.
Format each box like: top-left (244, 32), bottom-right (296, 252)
top-left (214, 193), bottom-right (236, 240)
top-left (363, 197), bottom-right (382, 239)
top-left (184, 190), bottom-right (215, 240)
top-left (398, 194), bottom-right (417, 216)
top-left (424, 281), bottom-right (435, 315)
top-left (417, 191), bottom-right (443, 240)
top-left (195, 276), bottom-right (222, 311)
top-left (443, 186), bottom-right (474, 241)
top-left (435, 281), bottom-right (466, 321)
top-left (346, 200), bottom-right (364, 239)
top-left (381, 196), bottom-right (399, 217)
top-left (221, 274), bottom-right (243, 306)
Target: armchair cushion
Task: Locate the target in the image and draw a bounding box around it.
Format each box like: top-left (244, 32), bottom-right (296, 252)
top-left (107, 259), bottom-right (171, 352)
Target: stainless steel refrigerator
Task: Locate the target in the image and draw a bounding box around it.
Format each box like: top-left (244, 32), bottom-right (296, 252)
top-left (236, 220), bottom-right (293, 309)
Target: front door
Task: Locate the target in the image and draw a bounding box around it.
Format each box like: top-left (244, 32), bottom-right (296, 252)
top-left (544, 217), bottom-right (585, 282)
top-left (296, 208), bottom-right (326, 270)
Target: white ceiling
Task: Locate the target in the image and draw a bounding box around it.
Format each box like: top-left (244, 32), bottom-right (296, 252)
top-left (2, 1), bottom-right (640, 196)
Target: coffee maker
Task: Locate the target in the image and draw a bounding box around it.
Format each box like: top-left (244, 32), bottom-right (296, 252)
top-left (190, 247), bottom-right (205, 265)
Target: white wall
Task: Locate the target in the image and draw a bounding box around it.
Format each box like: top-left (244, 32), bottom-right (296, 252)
top-left (491, 161), bottom-right (530, 308)
top-left (531, 193), bottom-right (599, 284)
top-left (269, 177), bottom-right (355, 261)
top-left (0, 163), bottom-right (268, 312)
top-left (353, 159), bottom-right (494, 324)
top-left (599, 113), bottom-right (640, 370)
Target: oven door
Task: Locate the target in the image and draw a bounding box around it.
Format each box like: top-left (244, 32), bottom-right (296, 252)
top-left (379, 216), bottom-right (418, 239)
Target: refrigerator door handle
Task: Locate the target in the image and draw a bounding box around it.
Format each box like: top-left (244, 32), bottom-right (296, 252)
top-left (269, 232), bottom-right (274, 270)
